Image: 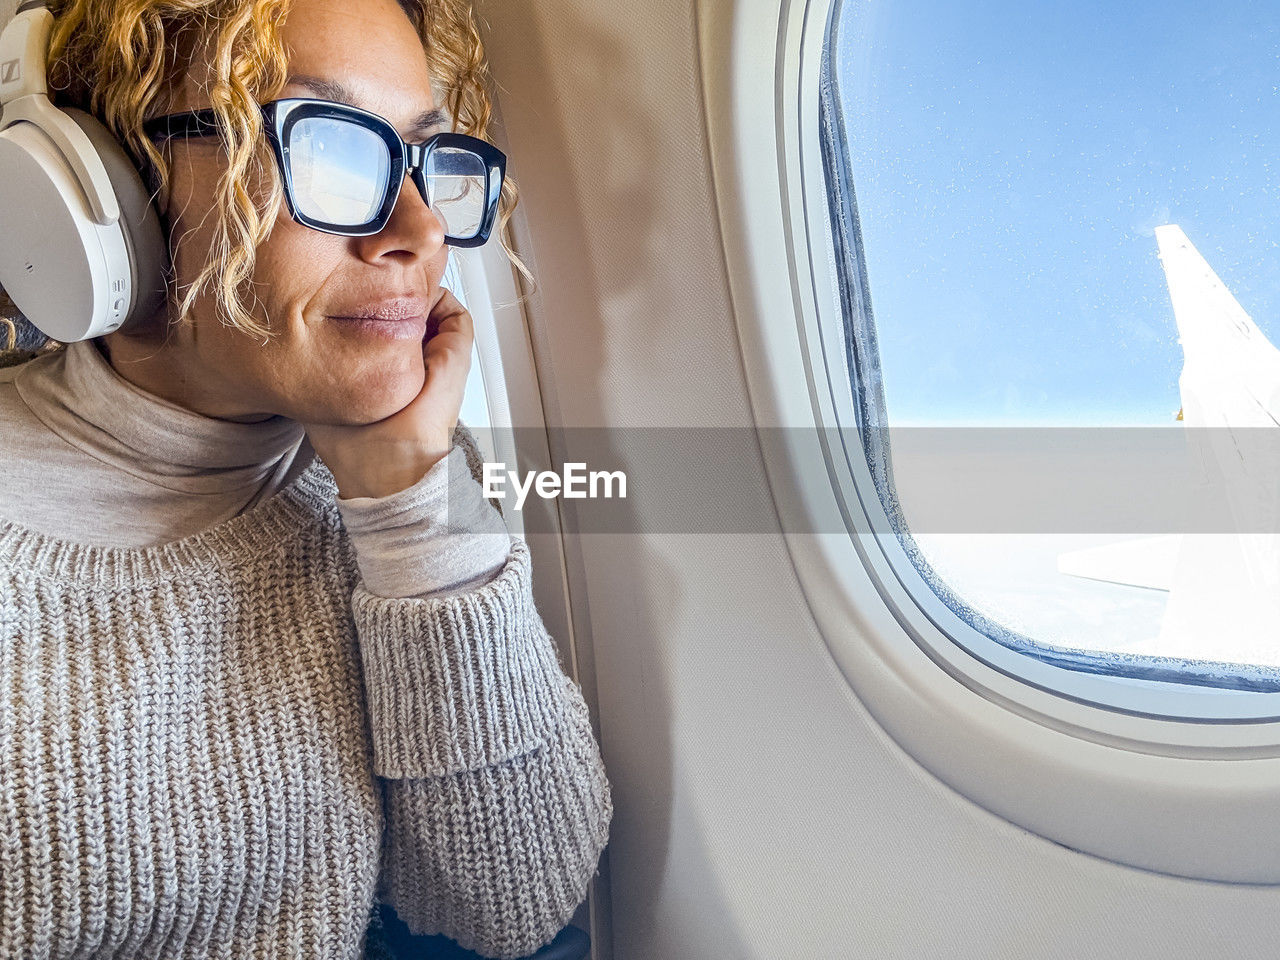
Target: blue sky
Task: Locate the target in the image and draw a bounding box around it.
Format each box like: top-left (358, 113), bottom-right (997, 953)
top-left (834, 0), bottom-right (1280, 425)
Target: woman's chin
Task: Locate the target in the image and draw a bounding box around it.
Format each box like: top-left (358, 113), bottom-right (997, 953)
top-left (337, 355), bottom-right (426, 420)
top-left (346, 378), bottom-right (426, 424)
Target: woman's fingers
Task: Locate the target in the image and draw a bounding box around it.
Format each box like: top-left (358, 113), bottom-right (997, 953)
top-left (418, 286), bottom-right (474, 429)
top-left (424, 286), bottom-right (473, 341)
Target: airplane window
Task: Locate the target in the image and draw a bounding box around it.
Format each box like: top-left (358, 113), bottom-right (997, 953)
top-left (826, 0), bottom-right (1280, 684)
top-left (444, 255), bottom-right (494, 456)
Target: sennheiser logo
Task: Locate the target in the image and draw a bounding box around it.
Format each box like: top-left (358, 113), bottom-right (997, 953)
top-left (0, 60), bottom-right (19, 84)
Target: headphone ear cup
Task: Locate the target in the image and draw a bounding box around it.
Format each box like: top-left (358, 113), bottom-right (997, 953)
top-left (61, 108), bottom-right (169, 333)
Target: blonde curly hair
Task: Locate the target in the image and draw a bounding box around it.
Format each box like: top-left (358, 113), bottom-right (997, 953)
top-left (0, 0), bottom-right (532, 361)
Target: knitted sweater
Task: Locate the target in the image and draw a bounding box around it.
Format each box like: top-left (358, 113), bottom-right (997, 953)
top-left (0, 354), bottom-right (613, 958)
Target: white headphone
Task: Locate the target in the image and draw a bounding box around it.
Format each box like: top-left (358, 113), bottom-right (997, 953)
top-left (0, 0), bottom-right (167, 343)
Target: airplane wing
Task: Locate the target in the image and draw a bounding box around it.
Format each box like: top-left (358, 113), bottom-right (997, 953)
top-left (1055, 534), bottom-right (1180, 592)
top-left (1057, 225), bottom-right (1280, 665)
top-left (1155, 223), bottom-right (1280, 430)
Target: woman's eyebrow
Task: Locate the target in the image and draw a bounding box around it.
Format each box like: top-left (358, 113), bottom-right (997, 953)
top-left (285, 73), bottom-right (449, 134)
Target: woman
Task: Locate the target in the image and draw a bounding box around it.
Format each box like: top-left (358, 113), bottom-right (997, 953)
top-left (0, 0), bottom-right (612, 957)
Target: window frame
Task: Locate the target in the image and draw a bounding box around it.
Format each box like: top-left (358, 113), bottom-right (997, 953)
top-left (696, 0), bottom-right (1280, 881)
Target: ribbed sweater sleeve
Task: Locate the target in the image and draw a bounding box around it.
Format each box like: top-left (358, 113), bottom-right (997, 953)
top-left (347, 429), bottom-right (612, 958)
top-left (334, 427), bottom-right (511, 600)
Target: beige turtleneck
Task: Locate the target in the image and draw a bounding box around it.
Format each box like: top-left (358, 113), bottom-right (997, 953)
top-left (0, 338), bottom-right (510, 598)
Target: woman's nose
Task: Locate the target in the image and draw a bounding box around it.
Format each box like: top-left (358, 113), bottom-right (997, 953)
top-left (353, 171), bottom-right (446, 264)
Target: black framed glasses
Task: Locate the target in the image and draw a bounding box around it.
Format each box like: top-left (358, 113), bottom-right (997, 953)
top-left (142, 97), bottom-right (506, 246)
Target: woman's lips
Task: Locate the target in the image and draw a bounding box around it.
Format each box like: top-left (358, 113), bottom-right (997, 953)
top-left (328, 294), bottom-right (432, 341)
top-left (329, 314), bottom-right (428, 341)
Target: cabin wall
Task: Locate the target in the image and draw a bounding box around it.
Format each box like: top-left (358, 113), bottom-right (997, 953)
top-left (477, 0), bottom-right (1280, 956)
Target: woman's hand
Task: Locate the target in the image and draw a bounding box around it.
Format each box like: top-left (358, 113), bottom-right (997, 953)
top-left (301, 286), bottom-right (473, 500)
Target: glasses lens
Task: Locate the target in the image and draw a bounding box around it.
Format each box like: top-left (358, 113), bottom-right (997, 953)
top-left (288, 116), bottom-right (390, 225)
top-left (425, 147), bottom-right (490, 239)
